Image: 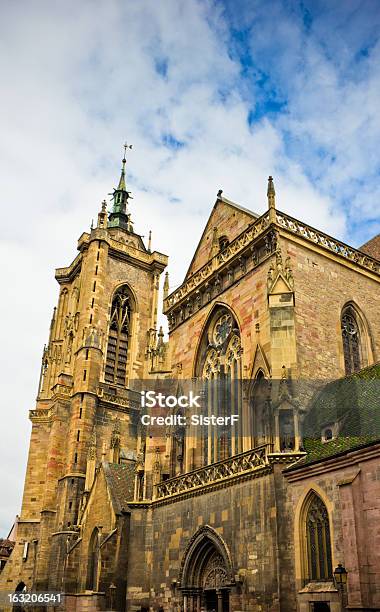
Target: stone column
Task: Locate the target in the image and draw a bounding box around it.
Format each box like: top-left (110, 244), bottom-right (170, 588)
top-left (274, 410), bottom-right (280, 452)
top-left (194, 589), bottom-right (202, 612)
top-left (216, 589), bottom-right (223, 612)
top-left (293, 410), bottom-right (300, 452)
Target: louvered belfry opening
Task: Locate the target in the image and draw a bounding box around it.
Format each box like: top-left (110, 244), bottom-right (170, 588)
top-left (105, 286), bottom-right (132, 386)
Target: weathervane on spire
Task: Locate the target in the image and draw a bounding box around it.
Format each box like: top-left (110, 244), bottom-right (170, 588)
top-left (115, 142), bottom-right (133, 193)
top-left (123, 141), bottom-right (133, 162)
top-left (108, 142), bottom-right (135, 232)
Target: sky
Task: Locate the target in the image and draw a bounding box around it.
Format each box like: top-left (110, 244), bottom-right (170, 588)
top-left (0, 0), bottom-right (379, 535)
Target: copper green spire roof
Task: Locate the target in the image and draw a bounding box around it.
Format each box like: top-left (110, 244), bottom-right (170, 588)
top-left (109, 143), bottom-right (134, 232)
top-left (117, 155), bottom-right (127, 191)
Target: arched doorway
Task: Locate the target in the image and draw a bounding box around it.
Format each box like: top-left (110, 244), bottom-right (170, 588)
top-left (180, 526), bottom-right (233, 612)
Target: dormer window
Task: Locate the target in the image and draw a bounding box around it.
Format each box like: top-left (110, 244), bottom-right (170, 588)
top-left (321, 424), bottom-right (337, 443)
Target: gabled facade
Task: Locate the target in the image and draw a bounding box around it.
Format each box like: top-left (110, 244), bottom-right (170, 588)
top-left (1, 162), bottom-right (380, 612)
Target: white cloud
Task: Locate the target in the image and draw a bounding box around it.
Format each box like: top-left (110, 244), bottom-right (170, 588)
top-left (0, 0), bottom-right (373, 533)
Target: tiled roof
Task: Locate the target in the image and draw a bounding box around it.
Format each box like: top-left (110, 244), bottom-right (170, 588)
top-left (286, 362), bottom-right (380, 470)
top-left (103, 461), bottom-right (136, 513)
top-left (360, 233), bottom-right (380, 261)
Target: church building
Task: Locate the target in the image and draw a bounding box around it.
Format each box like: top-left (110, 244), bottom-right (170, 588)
top-left (1, 151), bottom-right (380, 612)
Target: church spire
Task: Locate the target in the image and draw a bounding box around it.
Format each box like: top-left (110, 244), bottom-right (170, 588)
top-left (118, 152), bottom-right (127, 191)
top-left (109, 143), bottom-right (134, 232)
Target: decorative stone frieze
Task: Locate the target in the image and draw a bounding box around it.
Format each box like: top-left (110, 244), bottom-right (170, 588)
top-left (276, 211), bottom-right (380, 276)
top-left (155, 444), bottom-right (271, 499)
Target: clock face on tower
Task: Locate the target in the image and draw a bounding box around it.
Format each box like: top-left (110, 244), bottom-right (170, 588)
top-left (213, 313), bottom-right (233, 346)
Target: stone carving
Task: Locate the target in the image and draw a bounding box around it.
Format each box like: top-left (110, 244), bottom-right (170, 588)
top-left (276, 211), bottom-right (380, 276)
top-left (88, 428), bottom-right (97, 460)
top-left (203, 348), bottom-right (221, 379)
top-left (276, 247), bottom-right (283, 272)
top-left (214, 274), bottom-right (221, 292)
top-left (226, 335), bottom-right (242, 366)
top-left (155, 445), bottom-right (269, 499)
top-left (239, 256), bottom-right (246, 274)
top-left (285, 256), bottom-right (294, 287)
top-left (64, 313), bottom-right (75, 337)
top-left (267, 264), bottom-right (274, 289)
top-left (202, 553), bottom-right (228, 588)
top-left (265, 230), bottom-right (277, 255)
top-left (102, 393), bottom-right (130, 407)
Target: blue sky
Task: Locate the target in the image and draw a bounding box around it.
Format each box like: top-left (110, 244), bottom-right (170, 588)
top-left (0, 0), bottom-right (379, 534)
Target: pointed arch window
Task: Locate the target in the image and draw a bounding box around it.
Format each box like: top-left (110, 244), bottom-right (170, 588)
top-left (305, 494), bottom-right (333, 582)
top-left (198, 308), bottom-right (242, 464)
top-left (105, 286), bottom-right (132, 385)
top-left (86, 528), bottom-right (100, 590)
top-left (250, 370), bottom-right (269, 447)
top-left (341, 306), bottom-right (361, 375)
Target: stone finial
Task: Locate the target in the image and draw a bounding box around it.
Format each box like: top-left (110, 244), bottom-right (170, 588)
top-left (97, 200), bottom-right (108, 229)
top-left (267, 176), bottom-right (276, 223)
top-left (163, 271), bottom-right (169, 301)
top-left (157, 326), bottom-right (164, 347)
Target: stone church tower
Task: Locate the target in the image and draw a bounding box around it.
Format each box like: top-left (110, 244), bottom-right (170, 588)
top-left (0, 150), bottom-right (168, 592)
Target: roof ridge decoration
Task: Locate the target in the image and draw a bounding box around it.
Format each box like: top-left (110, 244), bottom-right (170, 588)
top-left (164, 207), bottom-right (380, 330)
top-left (276, 210), bottom-right (380, 272)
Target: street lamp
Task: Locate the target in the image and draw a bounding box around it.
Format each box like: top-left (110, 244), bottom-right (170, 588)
top-left (333, 563), bottom-right (348, 585)
top-left (333, 564), bottom-right (348, 610)
top-left (109, 583), bottom-right (117, 611)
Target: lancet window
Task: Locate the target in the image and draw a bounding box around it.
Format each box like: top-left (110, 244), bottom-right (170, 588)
top-left (341, 306), bottom-right (361, 375)
top-left (105, 286), bottom-right (132, 385)
top-left (304, 493), bottom-right (333, 582)
top-left (198, 308), bottom-right (242, 464)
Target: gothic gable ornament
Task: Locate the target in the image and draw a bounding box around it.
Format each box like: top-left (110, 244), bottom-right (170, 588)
top-left (267, 246), bottom-right (294, 303)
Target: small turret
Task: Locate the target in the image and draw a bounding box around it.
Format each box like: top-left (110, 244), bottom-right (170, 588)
top-left (97, 200), bottom-right (108, 229)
